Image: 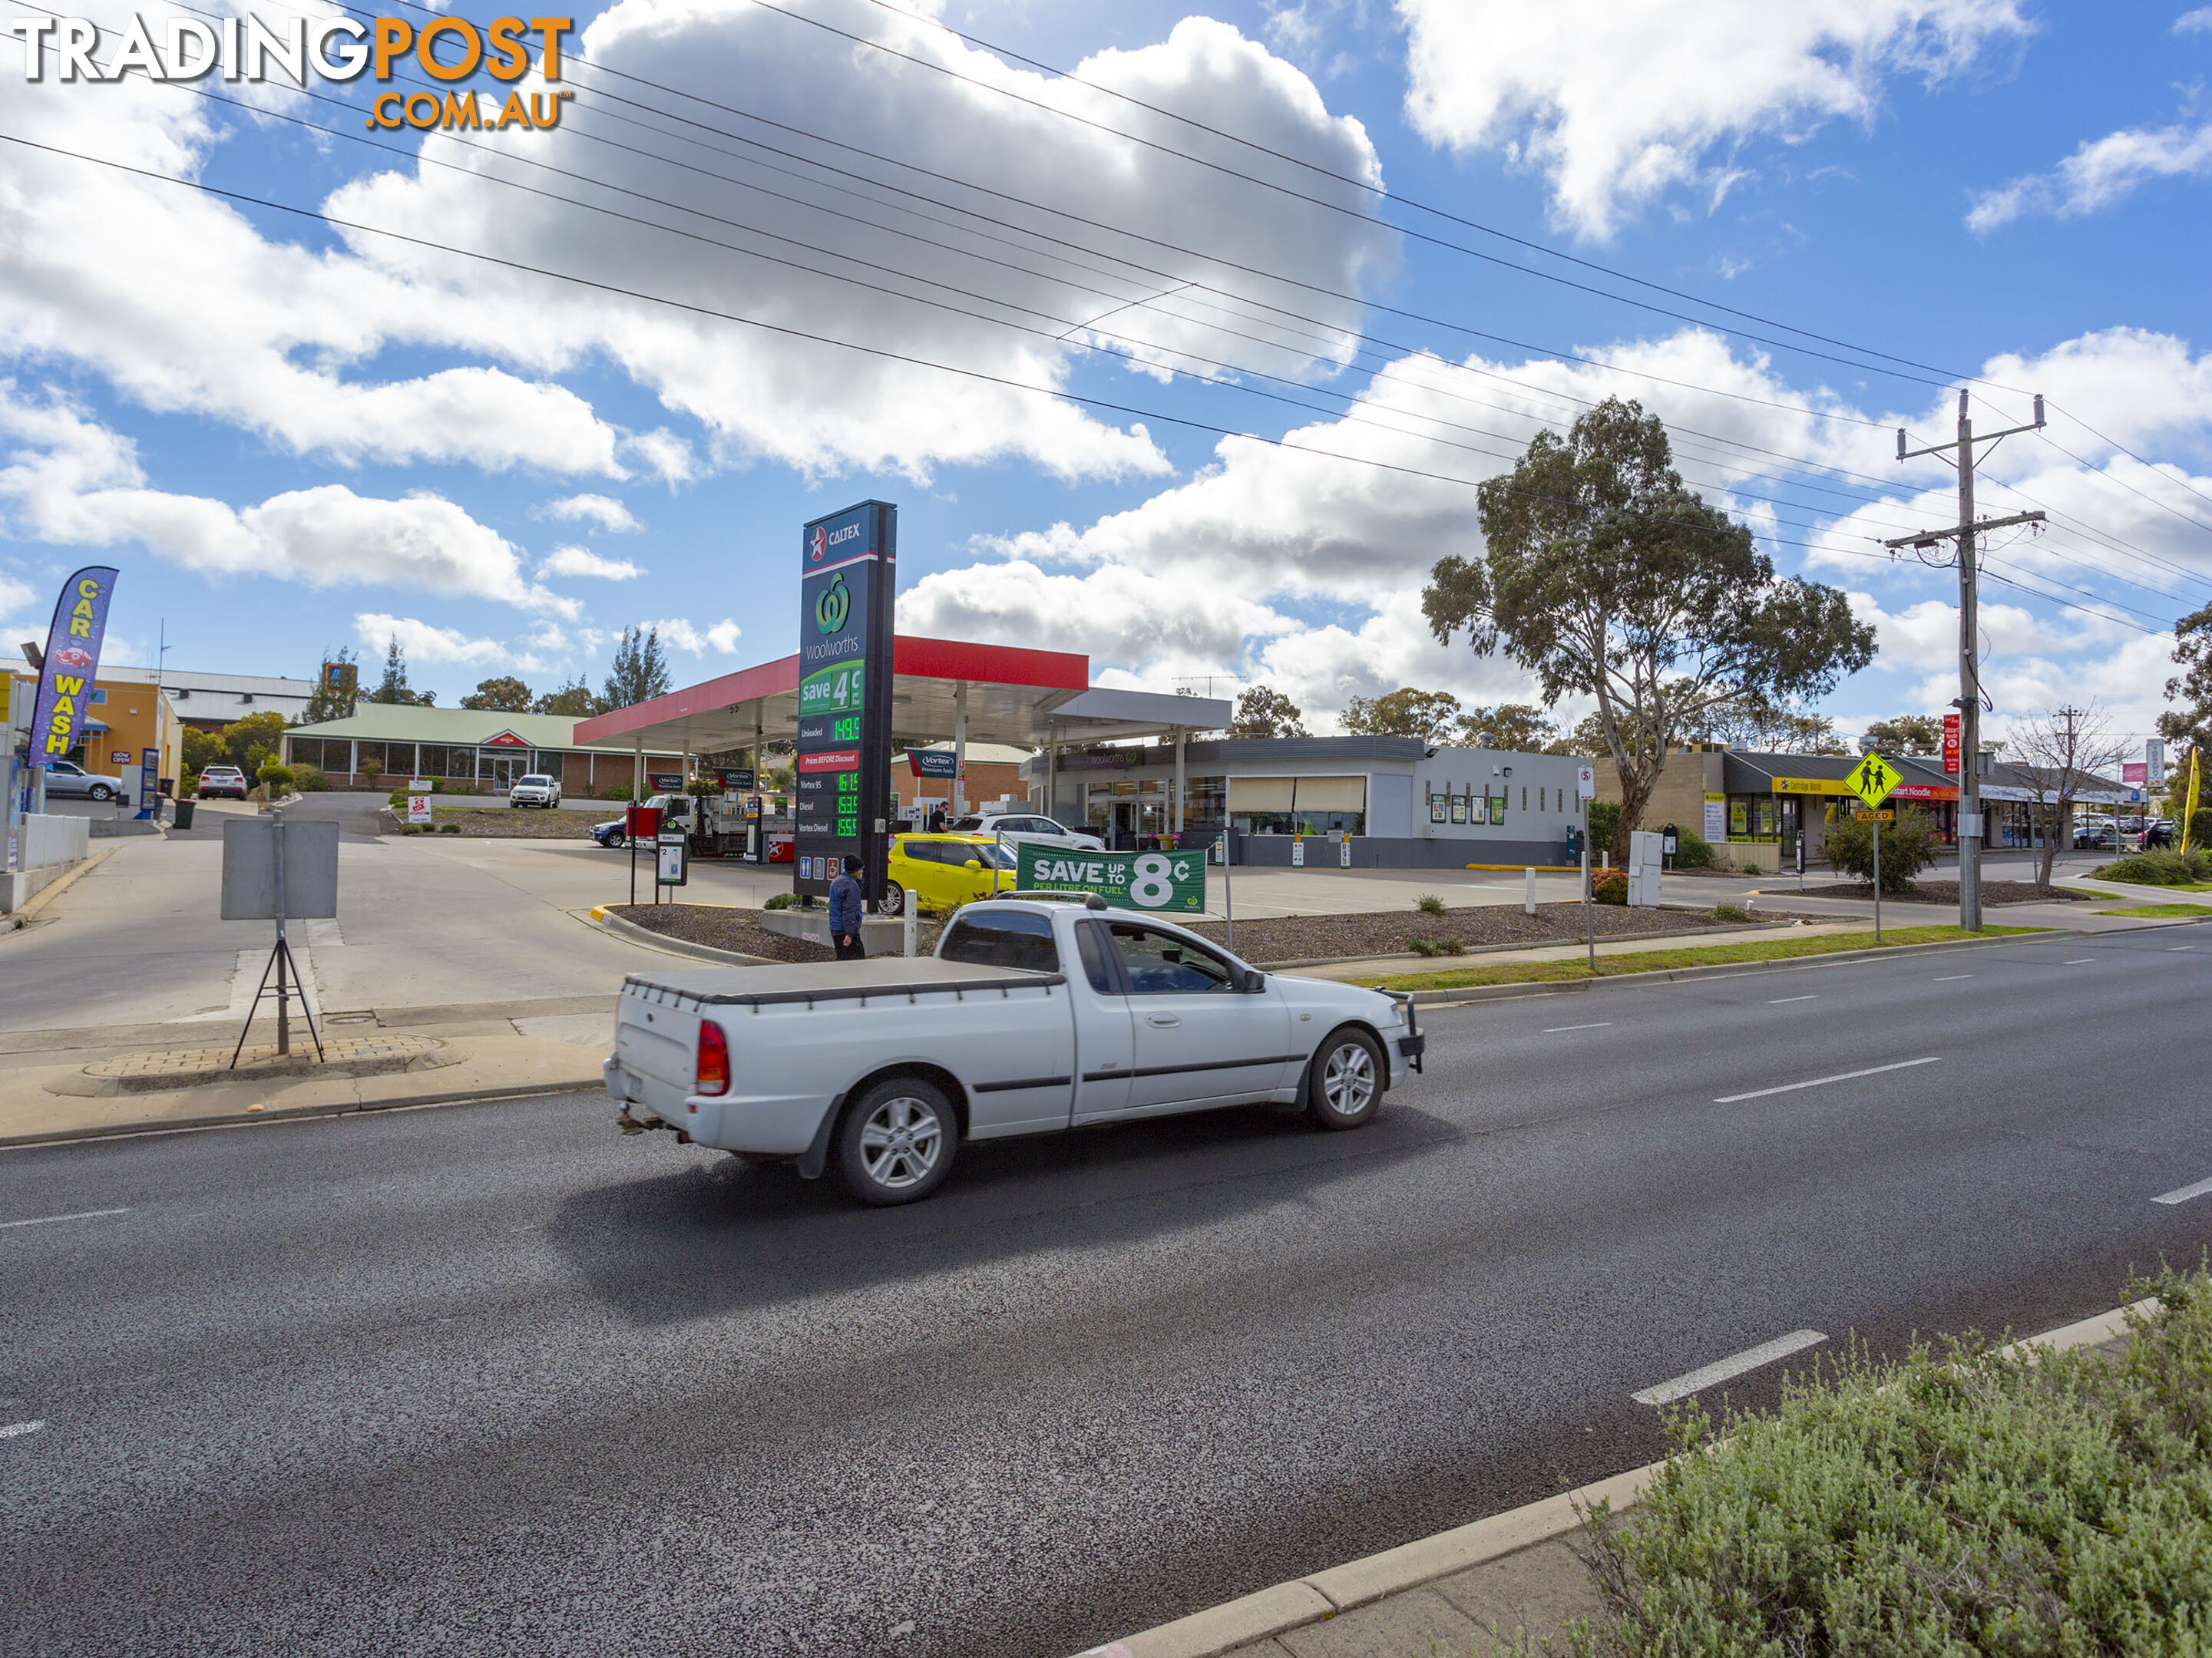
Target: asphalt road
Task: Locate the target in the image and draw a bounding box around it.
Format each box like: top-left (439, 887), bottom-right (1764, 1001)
top-left (5, 923), bottom-right (2208, 1656)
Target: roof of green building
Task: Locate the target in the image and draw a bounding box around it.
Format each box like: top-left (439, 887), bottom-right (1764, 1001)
top-left (286, 705), bottom-right (649, 753)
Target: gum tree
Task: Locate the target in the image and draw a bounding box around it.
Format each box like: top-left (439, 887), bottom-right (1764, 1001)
top-left (1423, 398), bottom-right (1875, 860)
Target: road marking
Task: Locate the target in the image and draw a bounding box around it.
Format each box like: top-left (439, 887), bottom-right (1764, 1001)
top-left (1542, 1022), bottom-right (1612, 1033)
top-left (2063, 958), bottom-right (2098, 965)
top-left (1765, 994), bottom-right (1818, 1004)
top-left (1633, 1330), bottom-right (1827, 1405)
top-left (2153, 1174), bottom-right (2212, 1207)
top-left (1715, 1056), bottom-right (1940, 1104)
top-left (1933, 974), bottom-right (1972, 982)
top-left (2167, 946), bottom-right (2194, 953)
top-left (0, 1207), bottom-right (131, 1230)
top-left (0, 1420), bottom-right (45, 1438)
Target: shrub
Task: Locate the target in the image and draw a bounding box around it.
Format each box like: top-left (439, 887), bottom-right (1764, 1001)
top-left (2096, 848), bottom-right (2210, 885)
top-left (1585, 799), bottom-right (1621, 855)
top-left (1576, 1263), bottom-right (2212, 1658)
top-left (291, 762), bottom-right (326, 792)
top-left (1408, 936), bottom-right (1464, 957)
top-left (181, 768), bottom-right (200, 798)
top-left (1712, 901), bottom-right (1751, 923)
top-left (1592, 869), bottom-right (1628, 905)
top-left (1414, 893), bottom-right (1447, 916)
top-left (762, 890), bottom-right (795, 910)
top-left (438, 823), bottom-right (460, 834)
top-left (1670, 827), bottom-right (1714, 868)
top-left (603, 782), bottom-right (635, 803)
top-left (256, 761), bottom-right (296, 794)
top-left (2192, 808), bottom-right (2212, 848)
top-left (1823, 807), bottom-right (1939, 894)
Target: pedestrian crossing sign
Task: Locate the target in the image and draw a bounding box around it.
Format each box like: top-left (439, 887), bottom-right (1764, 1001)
top-left (1847, 753), bottom-right (1902, 808)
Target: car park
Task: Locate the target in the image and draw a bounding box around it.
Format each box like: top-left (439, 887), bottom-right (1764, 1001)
top-left (509, 772), bottom-right (563, 808)
top-left (38, 759), bottom-right (119, 801)
top-left (943, 810), bottom-right (1105, 852)
top-left (196, 765), bottom-right (248, 801)
top-left (2073, 822), bottom-right (2117, 850)
top-left (880, 833), bottom-right (1009, 915)
top-left (604, 896), bottom-right (1423, 1205)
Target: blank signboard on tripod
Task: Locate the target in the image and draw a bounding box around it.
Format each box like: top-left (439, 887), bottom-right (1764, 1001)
top-left (220, 818), bottom-right (339, 920)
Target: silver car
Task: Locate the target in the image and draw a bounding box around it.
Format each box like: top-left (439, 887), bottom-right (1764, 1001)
top-left (945, 811), bottom-right (1105, 852)
top-left (508, 773), bottom-right (563, 808)
top-left (38, 759), bottom-right (121, 802)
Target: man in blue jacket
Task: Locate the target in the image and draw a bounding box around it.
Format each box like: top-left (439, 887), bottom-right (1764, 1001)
top-left (828, 854), bottom-right (866, 959)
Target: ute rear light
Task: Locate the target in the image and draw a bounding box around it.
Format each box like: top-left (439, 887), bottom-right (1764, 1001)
top-left (694, 1020), bottom-right (730, 1096)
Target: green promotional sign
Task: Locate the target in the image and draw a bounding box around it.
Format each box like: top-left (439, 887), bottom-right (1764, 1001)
top-left (1014, 845), bottom-right (1206, 914)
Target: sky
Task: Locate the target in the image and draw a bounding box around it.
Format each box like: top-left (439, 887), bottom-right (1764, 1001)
top-left (2, 0), bottom-right (2209, 755)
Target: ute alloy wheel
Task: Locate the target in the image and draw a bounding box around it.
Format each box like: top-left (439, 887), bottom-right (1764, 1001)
top-left (1306, 1026), bottom-right (1384, 1130)
top-left (838, 1077), bottom-right (955, 1205)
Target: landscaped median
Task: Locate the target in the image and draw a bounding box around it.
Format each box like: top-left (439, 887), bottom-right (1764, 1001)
top-left (1351, 924), bottom-right (2047, 992)
top-left (2096, 903), bottom-right (2212, 919)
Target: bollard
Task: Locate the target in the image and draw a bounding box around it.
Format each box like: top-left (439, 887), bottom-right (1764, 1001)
top-left (903, 902), bottom-right (918, 958)
top-left (1523, 866), bottom-right (1536, 915)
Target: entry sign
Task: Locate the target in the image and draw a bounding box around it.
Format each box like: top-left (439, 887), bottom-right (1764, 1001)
top-left (1576, 765), bottom-right (1596, 800)
top-left (656, 831), bottom-right (689, 887)
top-left (1846, 753), bottom-right (1902, 808)
top-left (1017, 848), bottom-right (1205, 914)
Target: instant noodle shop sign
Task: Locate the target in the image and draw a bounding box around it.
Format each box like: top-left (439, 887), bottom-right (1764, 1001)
top-left (1017, 848), bottom-right (1205, 915)
top-left (28, 565), bottom-right (118, 767)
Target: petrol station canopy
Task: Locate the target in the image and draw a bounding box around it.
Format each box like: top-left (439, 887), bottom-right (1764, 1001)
top-left (570, 636), bottom-right (1232, 758)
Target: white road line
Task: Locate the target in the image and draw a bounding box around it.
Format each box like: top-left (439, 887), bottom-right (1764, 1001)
top-left (2167, 946), bottom-right (2194, 953)
top-left (1766, 994), bottom-right (1818, 1004)
top-left (1633, 1330), bottom-right (1828, 1405)
top-left (2153, 1174), bottom-right (2212, 1207)
top-left (2063, 958), bottom-right (2098, 965)
top-left (0, 1207), bottom-right (131, 1230)
top-left (1542, 1022), bottom-right (1612, 1033)
top-left (0, 1420), bottom-right (45, 1438)
top-left (1715, 1056), bottom-right (1940, 1105)
top-left (1933, 974), bottom-right (1973, 982)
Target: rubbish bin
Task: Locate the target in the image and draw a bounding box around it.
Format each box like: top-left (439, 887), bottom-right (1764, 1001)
top-left (172, 798), bottom-right (196, 829)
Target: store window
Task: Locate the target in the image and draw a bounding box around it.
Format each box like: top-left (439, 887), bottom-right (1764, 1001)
top-left (1228, 775), bottom-right (1295, 835)
top-left (1293, 776), bottom-right (1367, 837)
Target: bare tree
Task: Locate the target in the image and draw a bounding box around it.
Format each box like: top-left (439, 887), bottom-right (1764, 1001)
top-left (2003, 702), bottom-right (2130, 889)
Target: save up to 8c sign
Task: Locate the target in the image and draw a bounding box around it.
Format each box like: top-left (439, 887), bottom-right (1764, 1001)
top-left (8, 12), bottom-right (578, 130)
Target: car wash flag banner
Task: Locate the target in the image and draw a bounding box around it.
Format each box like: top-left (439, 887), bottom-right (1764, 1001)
top-left (28, 566), bottom-right (119, 768)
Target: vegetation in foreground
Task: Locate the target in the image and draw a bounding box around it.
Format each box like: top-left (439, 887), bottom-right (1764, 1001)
top-left (1357, 925), bottom-right (2043, 990)
top-left (1565, 1263), bottom-right (2212, 1657)
top-left (2095, 849), bottom-right (2211, 887)
top-left (2096, 903), bottom-right (2212, 919)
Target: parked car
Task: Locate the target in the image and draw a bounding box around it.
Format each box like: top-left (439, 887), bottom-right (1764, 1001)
top-left (509, 773), bottom-right (563, 808)
top-left (2073, 822), bottom-right (2117, 850)
top-left (943, 811), bottom-right (1106, 852)
top-left (38, 759), bottom-right (119, 801)
top-left (196, 765), bottom-right (248, 801)
top-left (880, 833), bottom-right (1008, 915)
top-left (591, 792), bottom-right (694, 848)
top-left (604, 897), bottom-right (1423, 1204)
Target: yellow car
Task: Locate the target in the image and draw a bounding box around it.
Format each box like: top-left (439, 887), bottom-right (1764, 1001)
top-left (881, 833), bottom-right (1012, 917)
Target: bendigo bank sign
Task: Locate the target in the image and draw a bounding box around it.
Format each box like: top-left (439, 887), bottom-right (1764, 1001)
top-left (9, 12), bottom-right (578, 130)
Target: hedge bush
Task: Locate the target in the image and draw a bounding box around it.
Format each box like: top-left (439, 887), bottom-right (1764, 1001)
top-left (2095, 848), bottom-right (2210, 886)
top-left (1670, 827), bottom-right (1714, 868)
top-left (1585, 799), bottom-right (1621, 855)
top-left (602, 783), bottom-right (635, 802)
top-left (1573, 1263), bottom-right (2212, 1657)
top-left (290, 762), bottom-right (326, 792)
top-left (1824, 807), bottom-right (1939, 894)
top-left (256, 761), bottom-right (295, 794)
top-left (762, 890), bottom-right (795, 911)
top-left (1591, 869), bottom-right (1628, 905)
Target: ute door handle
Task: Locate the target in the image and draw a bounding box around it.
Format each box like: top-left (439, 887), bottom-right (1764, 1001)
top-left (1145, 1013), bottom-right (1182, 1028)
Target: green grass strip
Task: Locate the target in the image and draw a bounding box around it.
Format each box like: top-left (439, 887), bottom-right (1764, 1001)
top-left (2094, 903), bottom-right (2212, 919)
top-left (1354, 924), bottom-right (2046, 991)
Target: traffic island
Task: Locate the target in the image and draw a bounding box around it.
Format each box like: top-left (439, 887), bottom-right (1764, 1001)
top-left (50, 1033), bottom-right (458, 1096)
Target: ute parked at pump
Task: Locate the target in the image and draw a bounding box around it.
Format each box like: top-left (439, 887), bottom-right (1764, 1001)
top-left (603, 896), bottom-right (1423, 1204)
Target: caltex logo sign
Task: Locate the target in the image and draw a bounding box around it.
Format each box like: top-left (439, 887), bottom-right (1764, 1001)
top-left (809, 525), bottom-right (826, 562)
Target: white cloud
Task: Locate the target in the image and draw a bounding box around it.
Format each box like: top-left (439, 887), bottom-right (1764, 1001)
top-left (538, 494), bottom-right (643, 534)
top-left (1397, 0), bottom-right (2027, 239)
top-left (0, 385), bottom-right (576, 616)
top-left (2176, 8), bottom-right (2212, 33)
top-left (1967, 118), bottom-right (2212, 231)
top-left (0, 570), bottom-right (35, 633)
top-left (643, 617), bottom-right (742, 654)
top-left (540, 545), bottom-right (643, 581)
top-left (352, 614), bottom-right (508, 669)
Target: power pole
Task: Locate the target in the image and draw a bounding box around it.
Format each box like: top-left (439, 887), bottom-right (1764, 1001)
top-left (1885, 389), bottom-right (2048, 933)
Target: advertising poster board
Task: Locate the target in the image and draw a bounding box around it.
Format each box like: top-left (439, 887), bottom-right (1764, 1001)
top-left (1017, 847), bottom-right (1205, 913)
top-left (1943, 712), bottom-right (1962, 775)
top-left (407, 794), bottom-right (432, 825)
top-left (795, 500), bottom-right (896, 903)
top-left (26, 565), bottom-right (119, 769)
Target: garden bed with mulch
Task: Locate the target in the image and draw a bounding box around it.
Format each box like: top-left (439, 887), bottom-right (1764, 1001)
top-left (378, 806), bottom-right (607, 839)
top-left (606, 900), bottom-right (1735, 967)
top-left (1784, 879), bottom-right (2089, 904)
top-left (608, 903), bottom-right (945, 963)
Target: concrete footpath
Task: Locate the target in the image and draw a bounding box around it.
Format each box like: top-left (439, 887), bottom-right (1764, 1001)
top-left (1076, 1301), bottom-right (2151, 1658)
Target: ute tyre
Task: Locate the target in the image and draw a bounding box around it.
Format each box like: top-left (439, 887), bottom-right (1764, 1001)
top-left (1306, 1026), bottom-right (1384, 1131)
top-left (838, 1076), bottom-right (955, 1205)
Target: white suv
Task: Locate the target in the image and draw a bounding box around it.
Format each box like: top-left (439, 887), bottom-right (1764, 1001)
top-left (509, 773), bottom-right (563, 808)
top-left (945, 811), bottom-right (1104, 852)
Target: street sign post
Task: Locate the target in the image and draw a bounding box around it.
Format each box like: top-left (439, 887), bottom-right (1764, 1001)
top-left (1847, 754), bottom-right (1901, 940)
top-left (1576, 764), bottom-right (1596, 970)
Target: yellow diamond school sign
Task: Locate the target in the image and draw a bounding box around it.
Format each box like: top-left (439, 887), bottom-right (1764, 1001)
top-left (1846, 754), bottom-right (1903, 808)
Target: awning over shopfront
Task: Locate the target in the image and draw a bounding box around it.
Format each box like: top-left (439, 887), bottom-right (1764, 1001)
top-left (570, 636), bottom-right (1231, 757)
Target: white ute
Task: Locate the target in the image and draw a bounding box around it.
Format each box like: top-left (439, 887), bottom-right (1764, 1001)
top-left (603, 895), bottom-right (1424, 1204)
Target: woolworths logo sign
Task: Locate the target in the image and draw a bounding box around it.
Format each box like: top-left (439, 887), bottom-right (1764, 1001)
top-left (813, 573), bottom-right (851, 635)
